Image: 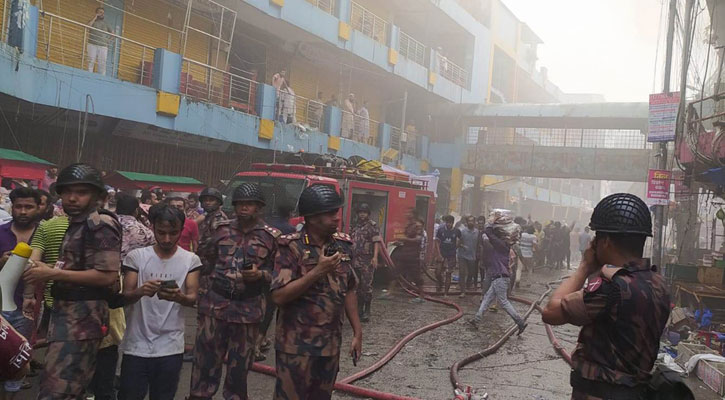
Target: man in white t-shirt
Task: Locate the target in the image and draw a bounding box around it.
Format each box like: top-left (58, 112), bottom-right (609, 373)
top-left (119, 203), bottom-right (201, 400)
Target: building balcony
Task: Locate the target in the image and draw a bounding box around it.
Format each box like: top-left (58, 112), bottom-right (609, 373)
top-left (0, 4), bottom-right (433, 172)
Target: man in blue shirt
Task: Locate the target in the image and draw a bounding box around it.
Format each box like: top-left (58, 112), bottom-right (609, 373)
top-left (435, 215), bottom-right (461, 296)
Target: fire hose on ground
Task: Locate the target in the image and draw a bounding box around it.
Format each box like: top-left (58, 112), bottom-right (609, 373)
top-left (249, 239), bottom-right (572, 400)
top-left (449, 279), bottom-right (573, 398)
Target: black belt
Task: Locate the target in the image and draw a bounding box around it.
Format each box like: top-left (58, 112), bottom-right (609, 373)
top-left (210, 280), bottom-right (263, 301)
top-left (51, 284), bottom-right (108, 301)
top-left (570, 371), bottom-right (648, 400)
top-left (488, 274), bottom-right (509, 280)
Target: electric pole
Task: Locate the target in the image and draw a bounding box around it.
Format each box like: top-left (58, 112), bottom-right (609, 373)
top-left (653, 0), bottom-right (678, 268)
top-left (653, 0), bottom-right (694, 267)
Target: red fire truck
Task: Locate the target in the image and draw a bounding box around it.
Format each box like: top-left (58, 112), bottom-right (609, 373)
top-left (222, 163), bottom-right (436, 243)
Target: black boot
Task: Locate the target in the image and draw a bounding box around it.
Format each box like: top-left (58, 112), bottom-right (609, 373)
top-left (361, 301), bottom-right (371, 322)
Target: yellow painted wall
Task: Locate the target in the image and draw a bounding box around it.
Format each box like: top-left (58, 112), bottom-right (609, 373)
top-left (122, 2), bottom-right (212, 84)
top-left (0, 0), bottom-right (6, 41)
top-left (33, 0), bottom-right (216, 86)
top-left (36, 0), bottom-right (97, 71)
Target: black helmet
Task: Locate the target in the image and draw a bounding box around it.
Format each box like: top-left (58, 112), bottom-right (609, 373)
top-left (199, 187), bottom-right (223, 204)
top-left (55, 163), bottom-right (105, 193)
top-left (589, 193), bottom-right (652, 236)
top-left (298, 185), bottom-right (343, 217)
top-left (232, 183), bottom-right (265, 206)
top-left (356, 203), bottom-right (371, 213)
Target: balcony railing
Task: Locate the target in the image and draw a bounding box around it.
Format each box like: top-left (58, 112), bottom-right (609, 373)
top-left (398, 30), bottom-right (426, 66)
top-left (436, 53), bottom-right (468, 88)
top-left (350, 1), bottom-right (387, 45)
top-left (291, 95), bottom-right (326, 130)
top-left (36, 11), bottom-right (157, 86)
top-left (181, 58), bottom-right (258, 115)
top-left (274, 90), bottom-right (380, 146)
top-left (28, 10), bottom-right (395, 151)
top-left (342, 109), bottom-right (380, 146)
top-left (389, 126), bottom-right (419, 157)
top-left (306, 0), bottom-right (336, 15)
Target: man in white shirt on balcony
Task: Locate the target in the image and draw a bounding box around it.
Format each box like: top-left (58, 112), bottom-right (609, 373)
top-left (357, 100), bottom-right (370, 144)
top-left (87, 7), bottom-right (114, 75)
top-left (342, 93), bottom-right (355, 139)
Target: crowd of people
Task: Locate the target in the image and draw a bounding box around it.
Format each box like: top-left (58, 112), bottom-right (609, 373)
top-left (0, 162), bottom-right (687, 399)
top-left (0, 162), bottom-right (370, 400)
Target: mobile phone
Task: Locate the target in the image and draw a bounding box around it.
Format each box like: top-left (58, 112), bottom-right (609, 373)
top-left (352, 350), bottom-right (359, 366)
top-left (161, 280), bottom-right (178, 289)
top-left (325, 242), bottom-right (342, 257)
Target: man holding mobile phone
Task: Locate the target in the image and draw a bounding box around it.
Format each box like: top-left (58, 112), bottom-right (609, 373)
top-left (542, 193), bottom-right (675, 399)
top-left (271, 185), bottom-right (362, 400)
top-left (119, 204), bottom-right (201, 400)
top-left (189, 183), bottom-right (280, 400)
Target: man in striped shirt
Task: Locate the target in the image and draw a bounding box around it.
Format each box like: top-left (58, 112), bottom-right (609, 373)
top-left (30, 215), bottom-right (70, 313)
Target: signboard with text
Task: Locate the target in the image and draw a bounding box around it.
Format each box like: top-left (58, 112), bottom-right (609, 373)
top-left (672, 170), bottom-right (694, 202)
top-left (646, 169), bottom-right (672, 206)
top-left (648, 92), bottom-right (680, 142)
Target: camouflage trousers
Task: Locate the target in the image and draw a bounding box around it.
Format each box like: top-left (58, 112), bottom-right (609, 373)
top-left (189, 314), bottom-right (258, 400)
top-left (354, 256), bottom-right (374, 303)
top-left (273, 352), bottom-right (340, 400)
top-left (38, 339), bottom-right (101, 399)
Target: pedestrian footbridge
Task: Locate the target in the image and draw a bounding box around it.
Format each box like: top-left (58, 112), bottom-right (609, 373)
top-left (438, 102), bottom-right (653, 182)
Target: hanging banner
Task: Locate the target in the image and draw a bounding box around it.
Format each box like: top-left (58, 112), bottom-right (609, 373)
top-left (646, 169), bottom-right (672, 206)
top-left (648, 92), bottom-right (680, 142)
top-left (672, 170), bottom-right (695, 202)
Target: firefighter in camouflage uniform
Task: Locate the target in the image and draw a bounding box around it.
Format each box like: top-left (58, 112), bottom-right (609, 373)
top-left (189, 183), bottom-right (280, 400)
top-left (271, 185), bottom-right (362, 400)
top-left (542, 193), bottom-right (678, 400)
top-left (23, 164), bottom-right (122, 400)
top-left (350, 203), bottom-right (380, 322)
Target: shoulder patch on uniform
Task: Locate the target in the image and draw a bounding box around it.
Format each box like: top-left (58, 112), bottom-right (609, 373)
top-left (369, 220), bottom-right (377, 226)
top-left (600, 264), bottom-right (625, 280)
top-left (585, 277), bottom-right (603, 293)
top-left (333, 232), bottom-right (352, 242)
top-left (278, 232), bottom-right (301, 244)
top-left (216, 218), bottom-right (232, 226)
top-left (88, 211), bottom-right (119, 232)
top-left (263, 224), bottom-right (282, 238)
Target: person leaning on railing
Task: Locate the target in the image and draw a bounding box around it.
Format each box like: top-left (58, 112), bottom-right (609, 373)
top-left (87, 7), bottom-right (114, 75)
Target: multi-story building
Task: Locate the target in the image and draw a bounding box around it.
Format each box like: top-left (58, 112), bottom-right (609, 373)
top-left (451, 0), bottom-right (609, 222)
top-left (0, 0), bottom-right (600, 218)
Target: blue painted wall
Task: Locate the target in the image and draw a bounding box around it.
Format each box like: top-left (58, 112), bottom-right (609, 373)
top-left (241, 0), bottom-right (490, 104)
top-left (0, 43), bottom-right (383, 162)
top-left (428, 142), bottom-right (464, 169)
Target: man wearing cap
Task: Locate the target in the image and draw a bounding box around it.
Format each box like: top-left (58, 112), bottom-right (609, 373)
top-left (350, 203), bottom-right (380, 322)
top-left (23, 163), bottom-right (122, 400)
top-left (189, 183), bottom-right (279, 400)
top-left (271, 185), bottom-right (362, 400)
top-left (542, 193), bottom-right (672, 400)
